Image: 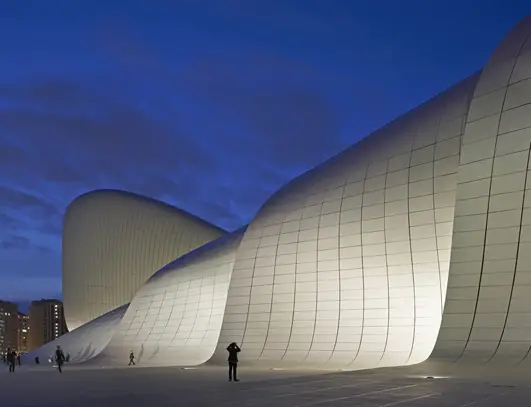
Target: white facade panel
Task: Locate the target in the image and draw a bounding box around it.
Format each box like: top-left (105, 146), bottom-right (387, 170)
top-left (430, 15), bottom-right (531, 366)
top-left (210, 73), bottom-right (479, 370)
top-left (62, 190), bottom-right (226, 330)
top-left (22, 304), bottom-right (127, 365)
top-left (90, 229), bottom-right (245, 367)
top-left (27, 15), bottom-right (531, 371)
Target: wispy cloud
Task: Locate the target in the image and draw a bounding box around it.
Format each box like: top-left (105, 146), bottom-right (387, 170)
top-left (0, 50), bottom-right (345, 303)
top-left (0, 8), bottom-right (360, 301)
top-left (0, 235), bottom-right (30, 250)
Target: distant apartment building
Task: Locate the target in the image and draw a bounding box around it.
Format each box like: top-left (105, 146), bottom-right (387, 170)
top-left (17, 313), bottom-right (30, 354)
top-left (29, 299), bottom-right (68, 350)
top-left (0, 301), bottom-right (18, 355)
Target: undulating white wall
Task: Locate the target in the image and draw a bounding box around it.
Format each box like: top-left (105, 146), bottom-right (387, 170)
top-left (430, 15), bottom-right (531, 366)
top-left (62, 189), bottom-right (226, 330)
top-left (213, 73), bottom-right (479, 370)
top-left (89, 230), bottom-right (245, 367)
top-left (32, 16), bottom-right (531, 372)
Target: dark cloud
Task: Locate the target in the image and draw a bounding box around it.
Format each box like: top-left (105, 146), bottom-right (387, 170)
top-left (35, 244), bottom-right (56, 254)
top-left (0, 141), bottom-right (25, 166)
top-left (196, 85), bottom-right (341, 167)
top-left (38, 219), bottom-right (62, 236)
top-left (0, 235), bottom-right (30, 250)
top-left (0, 43), bottom-right (348, 267)
top-left (0, 69), bottom-right (337, 235)
top-left (94, 30), bottom-right (347, 170)
top-left (0, 80), bottom-right (107, 111)
top-left (194, 60), bottom-right (344, 170)
top-left (96, 22), bottom-right (156, 68)
top-left (0, 81), bottom-right (226, 225)
top-left (0, 186), bottom-right (60, 219)
top-left (0, 105), bottom-right (215, 179)
top-left (0, 82), bottom-right (232, 248)
top-left (0, 186), bottom-right (63, 246)
top-left (0, 213), bottom-right (18, 229)
top-left (108, 51), bottom-right (346, 171)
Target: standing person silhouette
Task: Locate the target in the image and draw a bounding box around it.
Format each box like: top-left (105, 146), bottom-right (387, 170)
top-left (55, 345), bottom-right (65, 373)
top-left (226, 342), bottom-right (241, 382)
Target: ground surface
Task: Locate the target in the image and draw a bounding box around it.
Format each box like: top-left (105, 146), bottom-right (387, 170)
top-left (2, 363), bottom-right (531, 406)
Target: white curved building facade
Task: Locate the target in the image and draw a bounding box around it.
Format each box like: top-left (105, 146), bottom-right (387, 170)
top-left (26, 16), bottom-right (531, 371)
top-left (212, 72), bottom-right (478, 369)
top-left (62, 190), bottom-right (226, 330)
top-left (23, 304), bottom-right (127, 365)
top-left (431, 15), bottom-right (531, 366)
top-left (93, 229), bottom-right (246, 367)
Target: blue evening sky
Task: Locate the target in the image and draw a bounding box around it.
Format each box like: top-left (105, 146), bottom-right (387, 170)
top-left (1, 0), bottom-right (530, 302)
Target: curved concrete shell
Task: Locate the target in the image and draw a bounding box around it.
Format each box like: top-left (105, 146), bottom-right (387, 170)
top-left (22, 304), bottom-right (127, 365)
top-left (212, 73), bottom-right (479, 370)
top-left (430, 15), bottom-right (531, 366)
top-left (90, 229), bottom-right (245, 367)
top-left (62, 189), bottom-right (226, 330)
top-left (28, 15), bottom-right (531, 372)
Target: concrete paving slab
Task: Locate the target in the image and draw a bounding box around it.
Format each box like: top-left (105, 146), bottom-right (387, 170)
top-left (2, 364), bottom-right (531, 406)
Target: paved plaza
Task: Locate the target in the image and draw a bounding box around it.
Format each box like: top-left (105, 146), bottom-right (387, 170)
top-left (2, 364), bottom-right (531, 406)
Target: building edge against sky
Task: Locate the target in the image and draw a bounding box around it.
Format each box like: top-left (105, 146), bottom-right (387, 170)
top-left (62, 189), bottom-right (226, 331)
top-left (92, 229), bottom-right (246, 367)
top-left (23, 15), bottom-right (531, 370)
top-left (429, 15), bottom-right (531, 366)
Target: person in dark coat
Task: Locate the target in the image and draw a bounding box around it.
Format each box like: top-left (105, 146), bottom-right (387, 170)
top-left (6, 349), bottom-right (16, 372)
top-left (55, 345), bottom-right (65, 373)
top-left (128, 350), bottom-right (136, 366)
top-left (226, 342), bottom-right (241, 382)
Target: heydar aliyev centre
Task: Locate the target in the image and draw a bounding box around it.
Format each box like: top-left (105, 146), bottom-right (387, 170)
top-left (24, 16), bottom-right (531, 371)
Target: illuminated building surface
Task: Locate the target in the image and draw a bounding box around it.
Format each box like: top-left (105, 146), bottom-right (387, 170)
top-left (24, 16), bottom-right (531, 371)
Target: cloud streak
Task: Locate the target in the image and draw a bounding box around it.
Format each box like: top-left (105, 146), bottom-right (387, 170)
top-left (0, 47), bottom-right (345, 304)
top-left (0, 5), bottom-right (372, 301)
top-left (0, 49), bottom-right (345, 230)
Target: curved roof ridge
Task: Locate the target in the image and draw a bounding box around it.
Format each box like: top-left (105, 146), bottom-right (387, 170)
top-left (71, 188), bottom-right (227, 234)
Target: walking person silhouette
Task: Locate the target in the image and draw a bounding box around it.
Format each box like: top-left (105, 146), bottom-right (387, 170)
top-left (55, 345), bottom-right (65, 373)
top-left (128, 350), bottom-right (135, 366)
top-left (226, 342), bottom-right (241, 382)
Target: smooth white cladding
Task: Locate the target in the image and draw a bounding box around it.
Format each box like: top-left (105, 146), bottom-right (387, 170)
top-left (62, 190), bottom-right (226, 331)
top-left (431, 16), bottom-right (531, 365)
top-left (213, 74), bottom-right (479, 370)
top-left (22, 304), bottom-right (127, 365)
top-left (37, 16), bottom-right (531, 371)
top-left (91, 230), bottom-right (245, 367)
